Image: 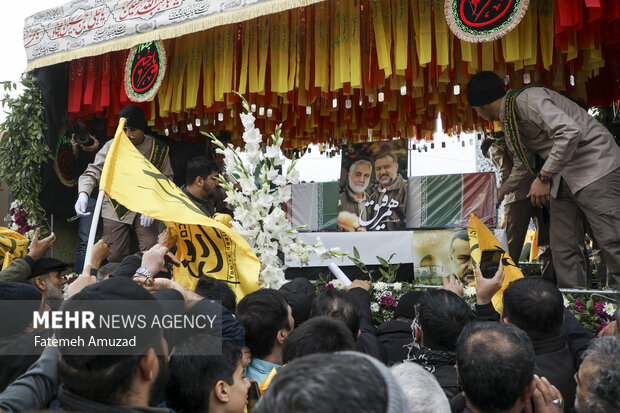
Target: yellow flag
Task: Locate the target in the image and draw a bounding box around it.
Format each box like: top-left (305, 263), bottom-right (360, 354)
top-left (467, 214), bottom-right (523, 313)
top-left (248, 20), bottom-right (259, 94)
top-left (538, 0), bottom-right (554, 70)
top-left (184, 33), bottom-right (202, 110)
top-left (393, 0), bottom-right (408, 74)
top-left (502, 26), bottom-right (520, 63)
top-left (202, 30), bottom-right (215, 109)
top-left (171, 39), bottom-right (188, 113)
top-left (529, 229), bottom-right (539, 263)
top-left (100, 120), bottom-right (260, 299)
top-left (0, 228), bottom-right (29, 269)
top-left (434, 3), bottom-right (449, 68)
top-left (370, 0), bottom-right (392, 77)
top-left (349, 0), bottom-right (361, 88)
top-left (481, 41), bottom-right (494, 72)
top-left (314, 3), bottom-right (329, 92)
top-left (416, 0), bottom-right (432, 66)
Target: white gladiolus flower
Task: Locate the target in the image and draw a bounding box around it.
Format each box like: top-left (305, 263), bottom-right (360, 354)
top-left (288, 167), bottom-right (300, 183)
top-left (242, 128), bottom-right (262, 145)
top-left (371, 303), bottom-right (380, 313)
top-left (265, 145), bottom-right (281, 159)
top-left (214, 96), bottom-right (342, 288)
top-left (266, 167), bottom-right (279, 181)
top-left (239, 112), bottom-right (256, 130)
top-left (272, 174), bottom-right (287, 187)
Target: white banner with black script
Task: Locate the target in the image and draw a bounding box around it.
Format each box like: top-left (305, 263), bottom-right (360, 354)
top-left (24, 0), bottom-right (326, 70)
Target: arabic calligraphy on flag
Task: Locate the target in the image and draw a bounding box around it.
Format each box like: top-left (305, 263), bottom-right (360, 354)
top-left (100, 118), bottom-right (260, 299)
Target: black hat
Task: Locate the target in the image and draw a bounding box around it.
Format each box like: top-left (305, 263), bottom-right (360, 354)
top-left (118, 104), bottom-right (148, 132)
top-left (31, 257), bottom-right (68, 279)
top-left (467, 71), bottom-right (506, 107)
top-left (279, 278), bottom-right (315, 327)
top-left (0, 282), bottom-right (42, 337)
top-left (393, 291), bottom-right (427, 320)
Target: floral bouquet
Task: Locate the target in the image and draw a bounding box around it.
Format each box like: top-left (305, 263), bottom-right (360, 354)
top-left (5, 200), bottom-right (36, 239)
top-left (202, 94), bottom-right (342, 288)
top-left (319, 276), bottom-right (418, 325)
top-left (564, 294), bottom-right (617, 334)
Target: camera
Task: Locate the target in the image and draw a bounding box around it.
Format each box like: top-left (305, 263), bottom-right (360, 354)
top-left (74, 130), bottom-right (95, 147)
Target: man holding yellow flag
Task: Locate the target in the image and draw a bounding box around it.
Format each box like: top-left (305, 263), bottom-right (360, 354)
top-left (76, 105), bottom-right (173, 262)
top-left (97, 115), bottom-right (260, 300)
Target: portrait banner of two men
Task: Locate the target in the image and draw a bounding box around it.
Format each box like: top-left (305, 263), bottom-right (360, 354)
top-left (337, 140), bottom-right (409, 232)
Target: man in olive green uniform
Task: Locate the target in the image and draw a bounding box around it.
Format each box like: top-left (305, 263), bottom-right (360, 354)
top-left (484, 136), bottom-right (554, 281)
top-left (76, 105), bottom-right (173, 262)
top-left (365, 153), bottom-right (407, 231)
top-left (468, 71), bottom-right (620, 288)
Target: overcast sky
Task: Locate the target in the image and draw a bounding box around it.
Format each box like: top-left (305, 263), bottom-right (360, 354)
top-left (0, 1), bottom-right (64, 85)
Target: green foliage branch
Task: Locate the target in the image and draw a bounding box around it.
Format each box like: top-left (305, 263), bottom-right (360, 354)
top-left (0, 75), bottom-right (52, 231)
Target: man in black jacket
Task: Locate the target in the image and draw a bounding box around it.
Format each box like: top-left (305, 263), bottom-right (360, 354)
top-left (474, 268), bottom-right (591, 413)
top-left (501, 278), bottom-right (577, 412)
top-left (408, 289), bottom-right (474, 400)
top-left (455, 322), bottom-right (565, 413)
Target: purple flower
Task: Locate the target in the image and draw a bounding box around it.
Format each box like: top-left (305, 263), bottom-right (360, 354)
top-left (322, 283), bottom-right (334, 290)
top-left (595, 319), bottom-right (608, 335)
top-left (593, 308), bottom-right (606, 317)
top-left (380, 294), bottom-right (397, 308)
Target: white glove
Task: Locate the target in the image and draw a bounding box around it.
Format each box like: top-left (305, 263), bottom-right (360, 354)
top-left (74, 192), bottom-right (90, 217)
top-left (140, 215), bottom-right (154, 227)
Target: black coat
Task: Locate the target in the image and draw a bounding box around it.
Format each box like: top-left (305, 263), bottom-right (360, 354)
top-left (0, 329), bottom-right (52, 392)
top-left (533, 334), bottom-right (577, 413)
top-left (407, 346), bottom-right (460, 400)
top-left (376, 320), bottom-right (413, 366)
top-left (348, 288), bottom-right (387, 363)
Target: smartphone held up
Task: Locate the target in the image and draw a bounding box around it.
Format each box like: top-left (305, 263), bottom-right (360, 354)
top-left (479, 249), bottom-right (504, 279)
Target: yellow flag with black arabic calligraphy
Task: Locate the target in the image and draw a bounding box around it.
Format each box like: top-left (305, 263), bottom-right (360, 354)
top-left (0, 227), bottom-right (29, 269)
top-left (100, 119), bottom-right (260, 299)
top-left (467, 214), bottom-right (523, 313)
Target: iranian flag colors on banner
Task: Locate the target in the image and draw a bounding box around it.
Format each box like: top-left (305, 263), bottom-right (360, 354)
top-left (284, 182), bottom-right (339, 231)
top-left (407, 172), bottom-right (496, 229)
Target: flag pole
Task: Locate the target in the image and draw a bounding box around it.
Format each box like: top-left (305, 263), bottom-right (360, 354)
top-left (84, 189), bottom-right (105, 268)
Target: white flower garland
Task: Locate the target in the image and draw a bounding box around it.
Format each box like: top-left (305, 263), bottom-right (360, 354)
top-left (203, 95), bottom-right (342, 288)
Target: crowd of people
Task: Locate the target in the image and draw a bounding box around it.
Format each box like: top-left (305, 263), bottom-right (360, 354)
top-left (0, 74), bottom-right (619, 412)
top-left (0, 236), bottom-right (619, 413)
